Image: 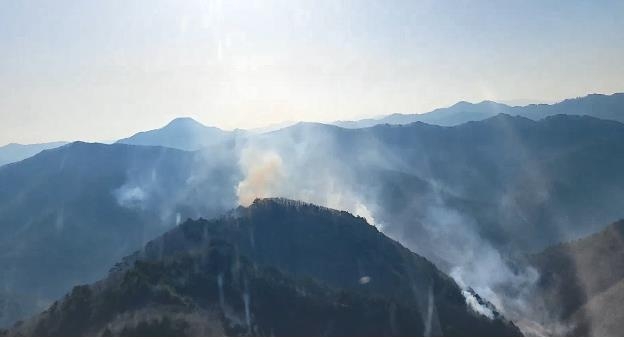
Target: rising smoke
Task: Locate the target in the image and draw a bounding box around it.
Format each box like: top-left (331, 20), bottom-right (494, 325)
top-left (234, 143), bottom-right (380, 227)
top-left (109, 124), bottom-right (552, 334)
top-left (228, 129), bottom-right (545, 333)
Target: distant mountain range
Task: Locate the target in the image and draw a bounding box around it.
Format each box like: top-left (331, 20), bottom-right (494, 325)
top-left (0, 142), bottom-right (67, 167)
top-left (334, 93), bottom-right (624, 128)
top-left (2, 92), bottom-right (621, 165)
top-left (5, 199), bottom-right (521, 336)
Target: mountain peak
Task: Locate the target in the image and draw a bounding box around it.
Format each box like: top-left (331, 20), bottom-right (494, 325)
top-left (248, 197), bottom-right (342, 213)
top-left (476, 100), bottom-right (505, 106)
top-left (445, 100), bottom-right (510, 113)
top-left (449, 100), bottom-right (473, 109)
top-left (251, 197), bottom-right (302, 206)
top-left (470, 113), bottom-right (537, 127)
top-left (491, 112), bottom-right (514, 118)
top-left (241, 197), bottom-right (358, 221)
top-left (164, 117), bottom-right (207, 129)
top-left (116, 116), bottom-right (231, 151)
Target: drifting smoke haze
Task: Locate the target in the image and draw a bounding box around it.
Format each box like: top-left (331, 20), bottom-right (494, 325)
top-left (225, 128), bottom-right (542, 329)
top-left (107, 125), bottom-right (544, 330)
top-left (417, 195), bottom-right (540, 320)
top-left (2, 0), bottom-right (624, 335)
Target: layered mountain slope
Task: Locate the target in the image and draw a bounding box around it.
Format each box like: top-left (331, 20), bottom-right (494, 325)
top-left (6, 199), bottom-right (521, 336)
top-left (517, 93), bottom-right (624, 122)
top-left (2, 113), bottom-right (624, 329)
top-left (386, 115), bottom-right (624, 251)
top-left (0, 142), bottom-right (240, 326)
top-left (530, 220), bottom-right (624, 335)
top-left (116, 117), bottom-right (243, 151)
top-left (335, 92), bottom-right (624, 127)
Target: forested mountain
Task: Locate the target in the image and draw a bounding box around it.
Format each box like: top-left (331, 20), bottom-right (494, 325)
top-left (5, 199), bottom-right (521, 336)
top-left (0, 141), bottom-right (240, 325)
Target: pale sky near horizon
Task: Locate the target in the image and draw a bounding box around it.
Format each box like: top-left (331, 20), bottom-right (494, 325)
top-left (1, 0), bottom-right (624, 144)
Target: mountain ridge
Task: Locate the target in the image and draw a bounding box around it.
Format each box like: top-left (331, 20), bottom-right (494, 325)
top-left (334, 92), bottom-right (624, 128)
top-left (5, 198), bottom-right (521, 336)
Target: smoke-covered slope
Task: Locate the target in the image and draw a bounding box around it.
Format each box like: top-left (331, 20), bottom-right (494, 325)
top-left (335, 92), bottom-right (624, 127)
top-left (251, 115), bottom-right (624, 253)
top-left (227, 114), bottom-right (624, 334)
top-left (5, 199), bottom-right (521, 336)
top-left (529, 220), bottom-right (624, 336)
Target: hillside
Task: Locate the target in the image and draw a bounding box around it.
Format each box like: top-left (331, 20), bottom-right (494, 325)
top-left (530, 220), bottom-right (624, 335)
top-left (5, 199), bottom-right (521, 336)
top-left (0, 141), bottom-right (240, 326)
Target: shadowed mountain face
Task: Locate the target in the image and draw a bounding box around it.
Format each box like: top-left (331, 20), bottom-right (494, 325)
top-left (6, 199), bottom-right (521, 336)
top-left (335, 92), bottom-right (624, 127)
top-left (529, 220), bottom-right (624, 336)
top-left (0, 142), bottom-right (241, 325)
top-left (116, 117), bottom-right (244, 151)
top-left (0, 142), bottom-right (67, 167)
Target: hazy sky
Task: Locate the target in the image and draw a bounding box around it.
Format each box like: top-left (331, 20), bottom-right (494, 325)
top-left (1, 0), bottom-right (624, 144)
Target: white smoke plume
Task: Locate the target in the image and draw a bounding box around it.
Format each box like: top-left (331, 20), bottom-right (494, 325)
top-left (231, 141), bottom-right (542, 327)
top-left (412, 192), bottom-right (541, 323)
top-left (113, 185), bottom-right (147, 209)
top-left (462, 290), bottom-right (495, 319)
top-left (234, 144), bottom-right (381, 228)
